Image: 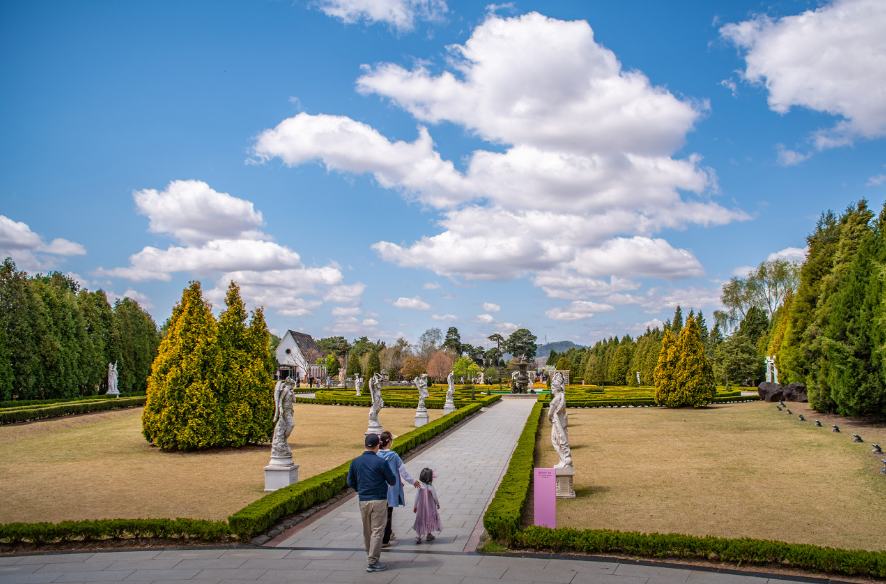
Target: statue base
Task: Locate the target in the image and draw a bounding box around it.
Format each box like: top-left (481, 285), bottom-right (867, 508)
top-left (443, 402), bottom-right (456, 415)
top-left (106, 390), bottom-right (120, 399)
top-left (555, 466), bottom-right (575, 499)
top-left (365, 422), bottom-right (382, 436)
top-left (415, 407), bottom-right (429, 427)
top-left (264, 461), bottom-right (299, 492)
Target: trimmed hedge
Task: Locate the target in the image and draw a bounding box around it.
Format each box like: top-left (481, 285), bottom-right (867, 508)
top-left (484, 402), bottom-right (542, 540)
top-left (295, 394), bottom-right (500, 409)
top-left (0, 393), bottom-right (145, 410)
top-left (0, 518), bottom-right (231, 545)
top-left (0, 396), bottom-right (147, 425)
top-left (482, 401), bottom-right (885, 578)
top-left (227, 397), bottom-right (499, 538)
top-left (535, 395), bottom-right (760, 408)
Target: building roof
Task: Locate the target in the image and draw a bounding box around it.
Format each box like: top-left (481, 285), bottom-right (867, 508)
top-left (286, 330), bottom-right (324, 361)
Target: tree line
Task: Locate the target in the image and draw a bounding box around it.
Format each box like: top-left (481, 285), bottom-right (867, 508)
top-left (0, 258), bottom-right (160, 401)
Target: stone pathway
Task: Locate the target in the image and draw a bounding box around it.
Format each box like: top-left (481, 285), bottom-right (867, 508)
top-left (0, 547), bottom-right (830, 583)
top-left (276, 398), bottom-right (537, 552)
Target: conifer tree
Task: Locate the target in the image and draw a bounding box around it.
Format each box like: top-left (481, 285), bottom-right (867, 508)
top-left (672, 316), bottom-right (716, 407)
top-left (365, 350), bottom-right (381, 381)
top-left (347, 351), bottom-right (361, 377)
top-left (142, 281), bottom-right (222, 450)
top-left (654, 330), bottom-right (678, 405)
top-left (671, 305), bottom-right (683, 338)
top-left (217, 282), bottom-right (274, 446)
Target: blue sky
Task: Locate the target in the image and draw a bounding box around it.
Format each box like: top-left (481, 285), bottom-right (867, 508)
top-left (2, 0), bottom-right (884, 348)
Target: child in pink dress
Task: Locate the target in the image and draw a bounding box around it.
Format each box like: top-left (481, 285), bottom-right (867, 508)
top-left (413, 467), bottom-right (442, 544)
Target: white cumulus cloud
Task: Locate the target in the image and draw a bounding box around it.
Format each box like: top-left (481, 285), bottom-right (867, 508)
top-left (392, 296), bottom-right (431, 310)
top-left (721, 0), bottom-right (886, 151)
top-left (431, 313), bottom-right (457, 321)
top-left (0, 215), bottom-right (86, 271)
top-left (312, 0), bottom-right (446, 32)
top-left (545, 300), bottom-right (616, 321)
top-left (482, 302), bottom-right (501, 312)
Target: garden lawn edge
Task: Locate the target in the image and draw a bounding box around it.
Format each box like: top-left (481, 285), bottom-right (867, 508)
top-left (481, 402), bottom-right (886, 579)
top-left (0, 397), bottom-right (147, 425)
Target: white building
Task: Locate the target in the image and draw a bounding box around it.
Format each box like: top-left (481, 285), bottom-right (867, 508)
top-left (275, 330), bottom-right (326, 381)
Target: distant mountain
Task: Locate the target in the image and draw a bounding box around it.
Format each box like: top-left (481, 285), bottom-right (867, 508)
top-left (535, 340), bottom-right (584, 367)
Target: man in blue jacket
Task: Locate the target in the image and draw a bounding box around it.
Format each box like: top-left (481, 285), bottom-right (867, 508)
top-left (347, 433), bottom-right (396, 572)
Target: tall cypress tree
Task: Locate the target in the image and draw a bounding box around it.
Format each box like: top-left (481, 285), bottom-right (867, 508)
top-left (217, 282), bottom-right (274, 447)
top-left (142, 281), bottom-right (221, 450)
top-left (654, 330), bottom-right (678, 405)
top-left (672, 316), bottom-right (716, 407)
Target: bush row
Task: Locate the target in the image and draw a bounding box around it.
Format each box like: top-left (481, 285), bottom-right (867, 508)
top-left (483, 402), bottom-right (542, 540)
top-left (295, 394), bottom-right (500, 409)
top-left (0, 392), bottom-right (146, 411)
top-left (228, 398), bottom-right (497, 538)
top-left (482, 399), bottom-right (883, 578)
top-left (0, 396), bottom-right (147, 425)
top-left (0, 518), bottom-right (231, 545)
top-left (535, 396), bottom-right (760, 408)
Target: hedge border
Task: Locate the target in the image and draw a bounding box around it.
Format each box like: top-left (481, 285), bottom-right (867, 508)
top-left (0, 393), bottom-right (146, 410)
top-left (228, 396), bottom-right (499, 538)
top-left (0, 518), bottom-right (231, 545)
top-left (295, 394), bottom-right (500, 409)
top-left (481, 403), bottom-right (886, 578)
top-left (0, 397), bottom-right (148, 425)
top-left (534, 396), bottom-right (760, 408)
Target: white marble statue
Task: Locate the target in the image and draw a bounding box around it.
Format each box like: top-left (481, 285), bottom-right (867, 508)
top-left (765, 356), bottom-right (775, 384)
top-left (478, 371), bottom-right (484, 385)
top-left (107, 361), bottom-right (119, 395)
top-left (636, 371), bottom-right (641, 386)
top-left (446, 371), bottom-right (455, 402)
top-left (415, 373), bottom-right (429, 410)
top-left (367, 373), bottom-right (384, 434)
top-left (548, 372), bottom-right (572, 469)
top-left (355, 375), bottom-right (362, 396)
top-left (773, 364), bottom-right (779, 385)
top-left (270, 377), bottom-right (297, 462)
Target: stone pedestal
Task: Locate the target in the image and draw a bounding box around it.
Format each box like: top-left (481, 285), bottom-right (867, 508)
top-left (443, 399), bottom-right (456, 415)
top-left (365, 420), bottom-right (382, 436)
top-left (415, 407), bottom-right (429, 427)
top-left (555, 466), bottom-right (575, 499)
top-left (264, 456), bottom-right (299, 492)
top-left (106, 389), bottom-right (120, 398)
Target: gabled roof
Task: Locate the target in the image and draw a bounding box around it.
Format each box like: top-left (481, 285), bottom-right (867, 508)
top-left (286, 330), bottom-right (324, 361)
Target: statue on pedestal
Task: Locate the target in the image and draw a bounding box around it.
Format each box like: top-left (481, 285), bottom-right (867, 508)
top-left (444, 371), bottom-right (456, 414)
top-left (355, 375), bottom-right (362, 396)
top-left (414, 373), bottom-right (430, 427)
top-left (107, 362), bottom-right (119, 396)
top-left (366, 373), bottom-right (384, 435)
top-left (549, 372), bottom-right (572, 468)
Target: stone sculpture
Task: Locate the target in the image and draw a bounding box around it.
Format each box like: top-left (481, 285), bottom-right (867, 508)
top-left (443, 371), bottom-right (456, 415)
top-left (355, 375), bottom-right (362, 396)
top-left (366, 373), bottom-right (384, 435)
top-left (107, 362), bottom-right (119, 396)
top-left (414, 373), bottom-right (430, 427)
top-left (548, 372), bottom-right (575, 498)
top-left (265, 377), bottom-right (299, 491)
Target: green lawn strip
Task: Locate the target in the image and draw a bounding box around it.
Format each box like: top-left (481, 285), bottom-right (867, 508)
top-left (0, 397), bottom-right (500, 545)
top-left (481, 403), bottom-right (886, 578)
top-left (0, 397), bottom-right (148, 425)
top-left (227, 396), bottom-right (499, 538)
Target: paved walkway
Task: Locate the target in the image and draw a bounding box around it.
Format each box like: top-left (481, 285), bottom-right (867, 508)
top-left (277, 398), bottom-right (538, 552)
top-left (0, 547), bottom-right (830, 583)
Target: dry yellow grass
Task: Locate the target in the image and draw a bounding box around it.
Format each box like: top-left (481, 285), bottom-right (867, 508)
top-left (535, 401), bottom-right (886, 551)
top-left (0, 404), bottom-right (442, 523)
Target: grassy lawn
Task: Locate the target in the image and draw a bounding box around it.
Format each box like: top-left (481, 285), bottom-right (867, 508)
top-left (0, 404), bottom-right (442, 524)
top-left (535, 401), bottom-right (886, 551)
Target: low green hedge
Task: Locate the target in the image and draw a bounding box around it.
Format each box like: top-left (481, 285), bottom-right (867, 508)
top-left (0, 396), bottom-right (147, 425)
top-left (535, 396), bottom-right (760, 408)
top-left (0, 393), bottom-right (146, 410)
top-left (482, 400), bottom-right (884, 578)
top-left (0, 518), bottom-right (231, 545)
top-left (228, 397), bottom-right (497, 538)
top-left (484, 402), bottom-right (542, 540)
top-left (295, 394), bottom-right (500, 409)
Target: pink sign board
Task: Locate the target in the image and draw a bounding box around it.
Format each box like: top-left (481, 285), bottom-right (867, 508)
top-left (534, 468), bottom-right (556, 528)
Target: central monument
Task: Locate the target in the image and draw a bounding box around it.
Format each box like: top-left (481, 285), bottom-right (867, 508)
top-left (512, 355), bottom-right (532, 394)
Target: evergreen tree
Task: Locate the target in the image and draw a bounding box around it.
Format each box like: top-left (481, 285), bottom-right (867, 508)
top-left (547, 349), bottom-right (558, 368)
top-left (671, 305), bottom-right (683, 338)
top-left (365, 350), bottom-right (381, 381)
top-left (583, 354), bottom-right (604, 385)
top-left (325, 353), bottom-right (340, 377)
top-left (347, 351), bottom-right (361, 377)
top-left (654, 330), bottom-right (678, 405)
top-left (142, 281), bottom-right (222, 450)
top-left (0, 326), bottom-right (13, 400)
top-left (672, 316), bottom-right (716, 407)
top-left (442, 327), bottom-right (462, 354)
top-left (114, 298), bottom-right (159, 393)
top-left (217, 282), bottom-right (274, 446)
top-left (77, 289), bottom-right (119, 393)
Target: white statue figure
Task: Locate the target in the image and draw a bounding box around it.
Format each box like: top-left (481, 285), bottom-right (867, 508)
top-left (479, 371), bottom-right (484, 385)
top-left (338, 368), bottom-right (345, 387)
top-left (773, 364), bottom-right (779, 385)
top-left (270, 377), bottom-right (297, 462)
top-left (107, 362), bottom-right (119, 396)
top-left (636, 371), bottom-right (641, 386)
top-left (367, 373), bottom-right (384, 434)
top-left (444, 370), bottom-right (456, 414)
top-left (355, 375), bottom-right (362, 396)
top-left (415, 373), bottom-right (429, 410)
top-left (548, 372), bottom-right (572, 469)
top-left (765, 356), bottom-right (775, 384)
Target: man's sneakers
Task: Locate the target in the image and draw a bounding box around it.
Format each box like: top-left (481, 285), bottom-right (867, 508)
top-left (382, 540), bottom-right (396, 548)
top-left (366, 562), bottom-right (387, 572)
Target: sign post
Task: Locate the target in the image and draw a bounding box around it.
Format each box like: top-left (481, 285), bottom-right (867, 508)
top-left (533, 468), bottom-right (556, 528)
